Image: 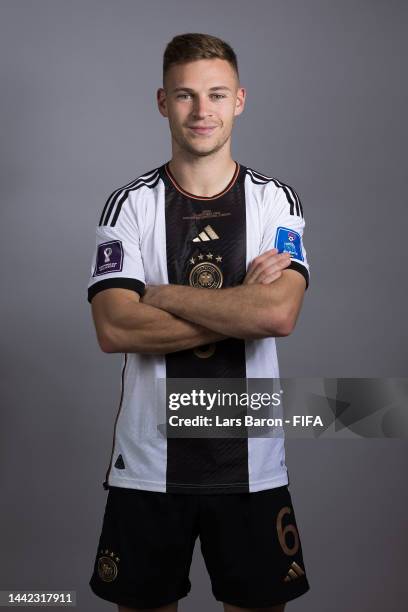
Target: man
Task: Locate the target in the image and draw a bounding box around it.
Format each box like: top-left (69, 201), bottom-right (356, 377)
top-left (87, 33), bottom-right (311, 612)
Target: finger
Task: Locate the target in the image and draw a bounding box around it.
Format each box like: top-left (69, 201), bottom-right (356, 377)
top-left (243, 274), bottom-right (257, 285)
top-left (247, 251), bottom-right (288, 274)
top-left (247, 253), bottom-right (291, 283)
top-left (245, 248), bottom-right (290, 280)
top-left (260, 271), bottom-right (282, 284)
top-left (247, 248), bottom-right (279, 271)
top-left (257, 247), bottom-right (279, 259)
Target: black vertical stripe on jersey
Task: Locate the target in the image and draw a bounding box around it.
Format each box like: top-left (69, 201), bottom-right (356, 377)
top-left (162, 163), bottom-right (250, 494)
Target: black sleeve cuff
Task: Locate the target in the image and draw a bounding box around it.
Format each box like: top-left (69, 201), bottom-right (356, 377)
top-left (87, 277), bottom-right (146, 303)
top-left (287, 261), bottom-right (309, 290)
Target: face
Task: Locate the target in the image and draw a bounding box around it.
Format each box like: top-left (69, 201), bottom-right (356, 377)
top-left (157, 58), bottom-right (246, 158)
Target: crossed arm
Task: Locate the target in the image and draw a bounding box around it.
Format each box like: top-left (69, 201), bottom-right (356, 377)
top-left (90, 249), bottom-right (307, 354)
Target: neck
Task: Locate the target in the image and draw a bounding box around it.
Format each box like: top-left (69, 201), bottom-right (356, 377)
top-left (167, 152), bottom-right (237, 198)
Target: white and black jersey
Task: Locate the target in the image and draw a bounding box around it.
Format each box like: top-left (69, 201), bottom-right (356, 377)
top-left (87, 161), bottom-right (310, 494)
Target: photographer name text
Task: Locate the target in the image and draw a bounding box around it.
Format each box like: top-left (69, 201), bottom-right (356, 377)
top-left (168, 415), bottom-right (323, 427)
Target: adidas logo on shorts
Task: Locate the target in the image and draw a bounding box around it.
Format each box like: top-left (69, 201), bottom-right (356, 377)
top-left (283, 561), bottom-right (305, 582)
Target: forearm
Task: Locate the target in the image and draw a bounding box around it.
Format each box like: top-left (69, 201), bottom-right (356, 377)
top-left (102, 300), bottom-right (228, 354)
top-left (142, 283), bottom-right (288, 339)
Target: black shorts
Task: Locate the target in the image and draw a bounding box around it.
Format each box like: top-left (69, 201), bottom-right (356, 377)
top-left (89, 485), bottom-right (310, 609)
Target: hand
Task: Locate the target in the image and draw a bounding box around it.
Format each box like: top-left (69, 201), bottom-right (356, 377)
top-left (243, 248), bottom-right (291, 285)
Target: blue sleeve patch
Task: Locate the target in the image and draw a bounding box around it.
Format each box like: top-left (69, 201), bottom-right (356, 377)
top-left (274, 226), bottom-right (304, 261)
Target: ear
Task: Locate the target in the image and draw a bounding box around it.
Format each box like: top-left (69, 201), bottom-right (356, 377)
top-left (234, 86), bottom-right (246, 117)
top-left (157, 88), bottom-right (168, 118)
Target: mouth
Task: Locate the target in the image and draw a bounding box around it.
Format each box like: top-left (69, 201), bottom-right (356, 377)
top-left (188, 126), bottom-right (217, 135)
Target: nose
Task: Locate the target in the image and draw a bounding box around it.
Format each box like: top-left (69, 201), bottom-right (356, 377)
top-left (192, 93), bottom-right (213, 119)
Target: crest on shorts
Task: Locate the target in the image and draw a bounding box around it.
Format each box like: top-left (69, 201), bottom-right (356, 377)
top-left (188, 252), bottom-right (223, 289)
top-left (97, 548), bottom-right (120, 582)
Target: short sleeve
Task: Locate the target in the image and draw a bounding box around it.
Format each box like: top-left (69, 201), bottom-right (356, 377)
top-left (260, 181), bottom-right (310, 290)
top-left (87, 191), bottom-right (146, 303)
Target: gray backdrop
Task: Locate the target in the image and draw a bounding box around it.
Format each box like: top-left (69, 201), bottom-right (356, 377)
top-left (1, 0), bottom-right (407, 610)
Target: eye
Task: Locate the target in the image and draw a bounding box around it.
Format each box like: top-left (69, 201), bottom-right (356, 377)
top-left (176, 93), bottom-right (227, 100)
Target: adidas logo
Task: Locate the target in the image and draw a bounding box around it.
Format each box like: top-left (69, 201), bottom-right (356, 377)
top-left (283, 561), bottom-right (305, 582)
top-left (192, 225), bottom-right (220, 242)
